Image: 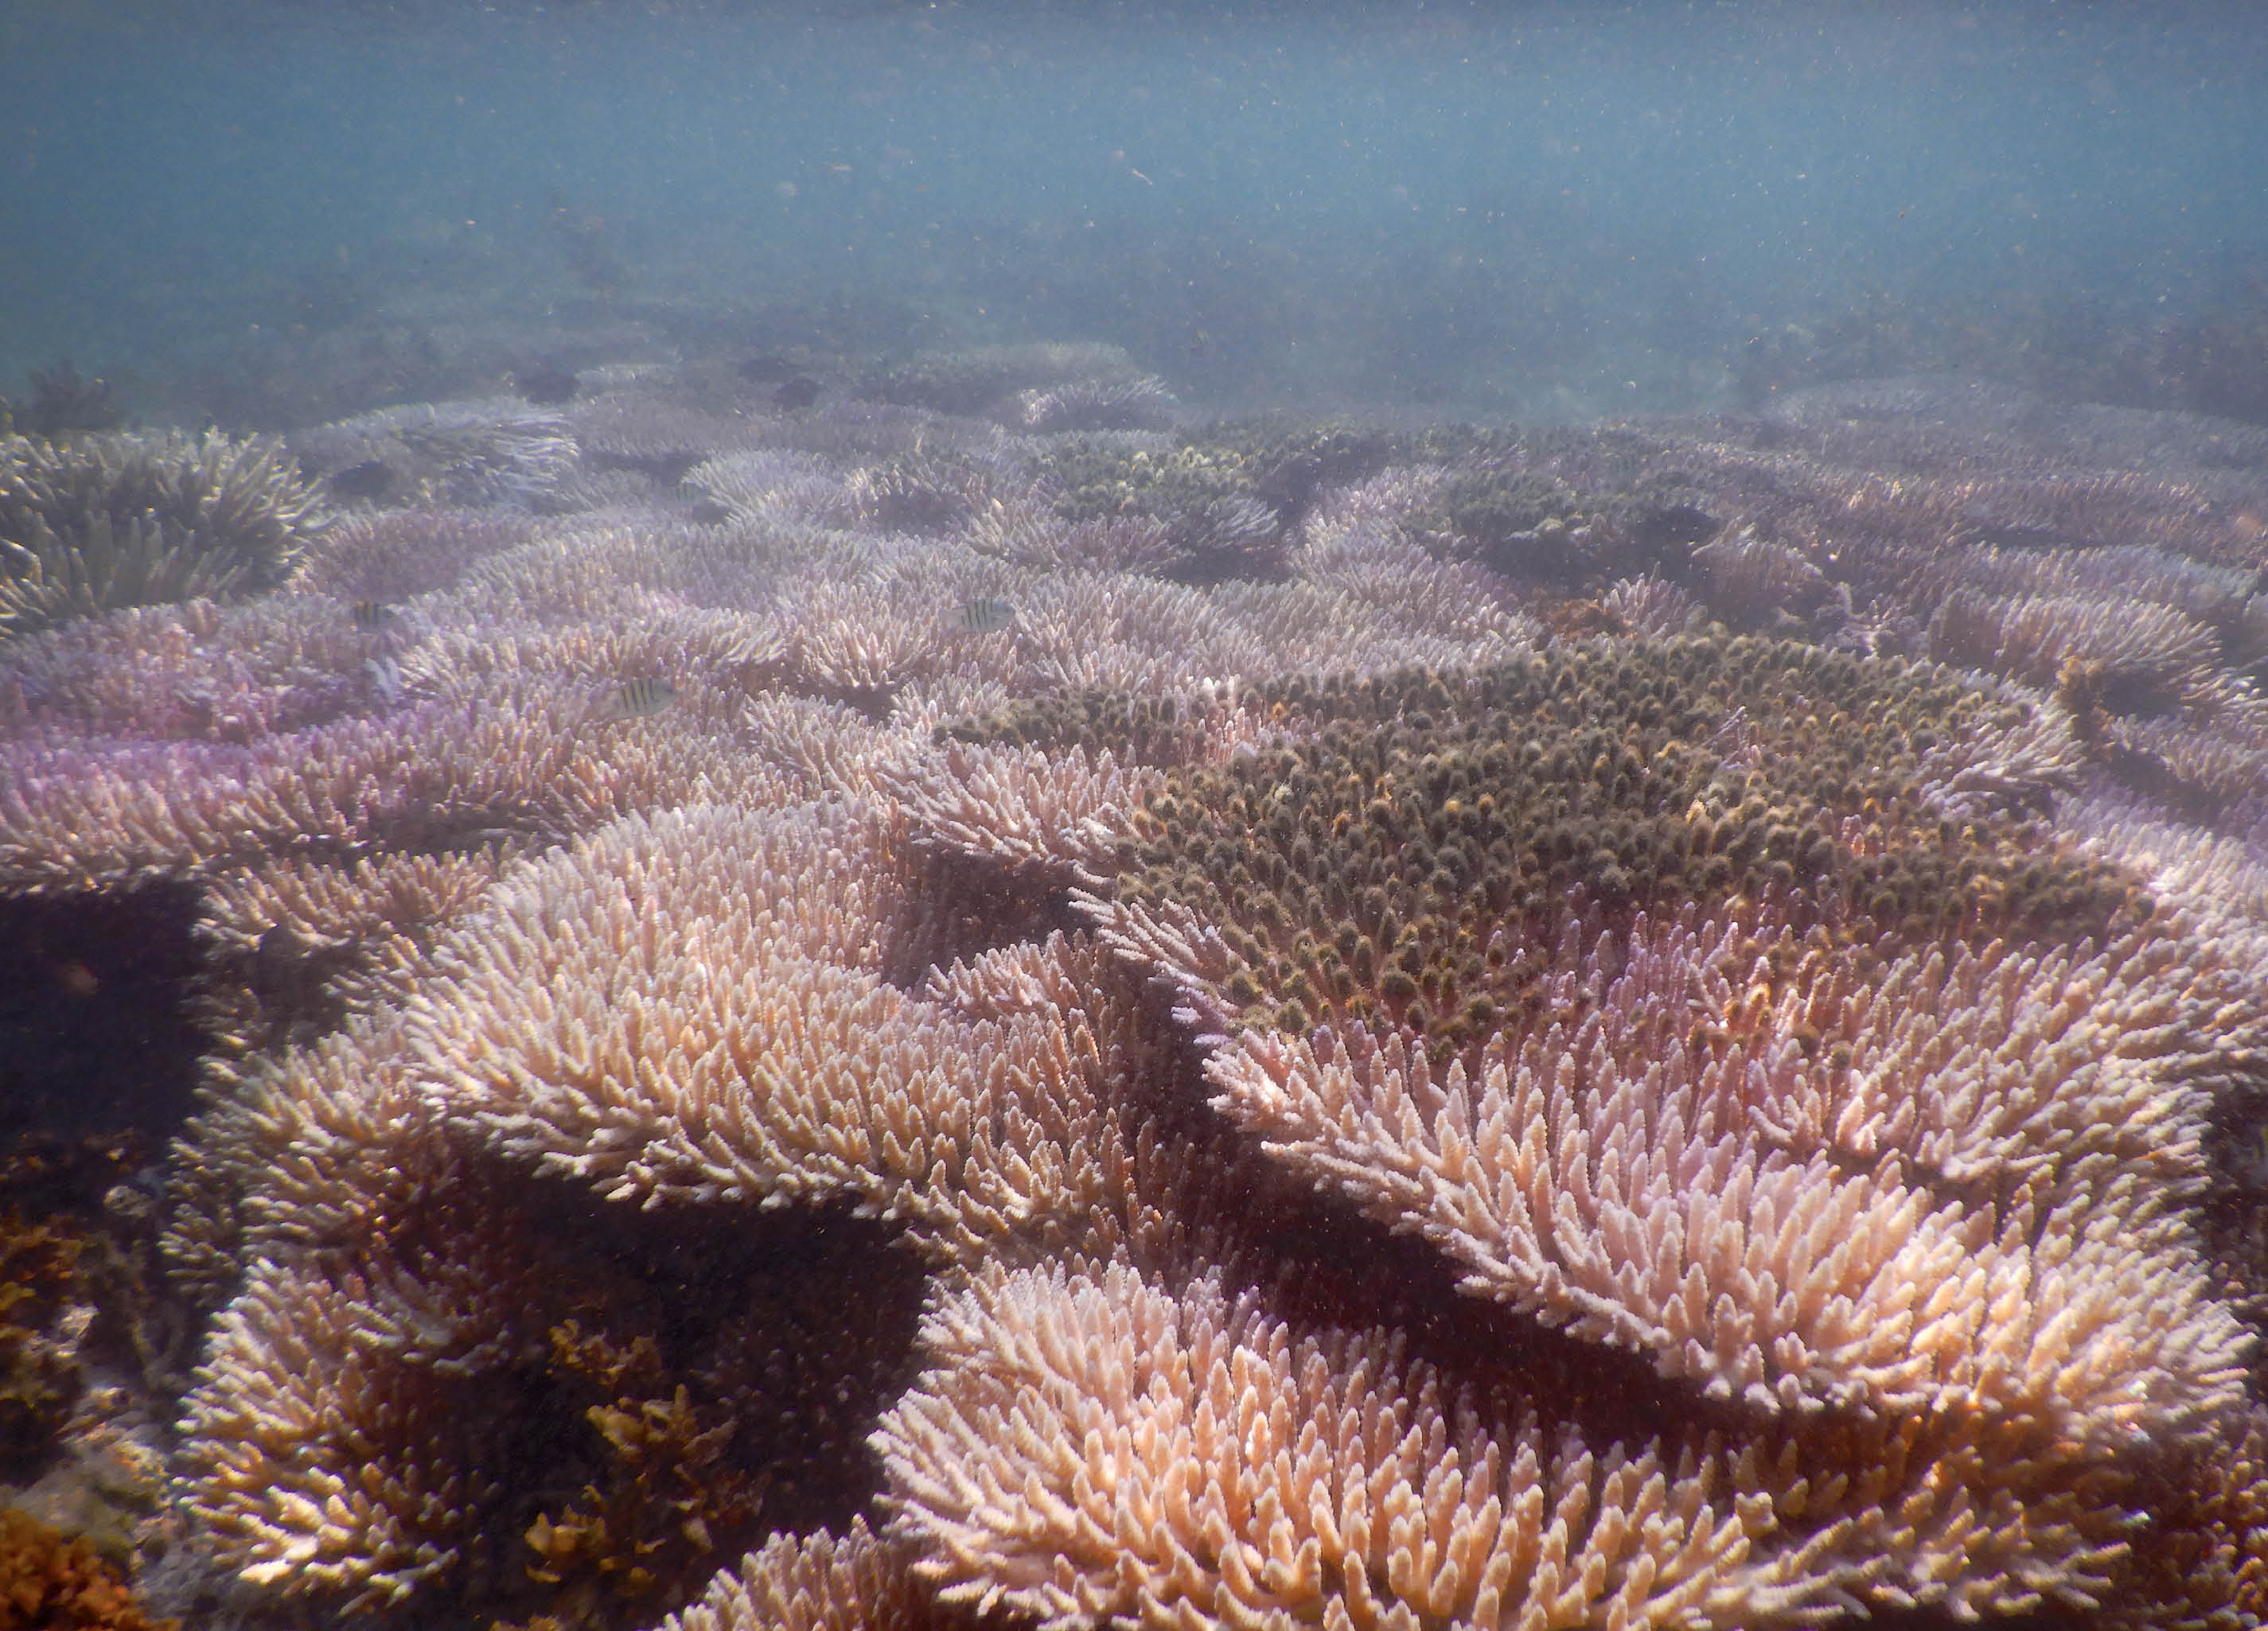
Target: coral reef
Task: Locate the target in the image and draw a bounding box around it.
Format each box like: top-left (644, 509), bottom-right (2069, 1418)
top-left (0, 1507), bottom-right (174, 1631)
top-left (1736, 278), bottom-right (2268, 429)
top-left (1022, 421), bottom-right (1424, 584)
top-left (0, 431), bottom-right (326, 640)
top-left (5, 358), bottom-right (2268, 1631)
top-left (288, 399), bottom-right (579, 512)
top-left (0, 363), bottom-right (124, 442)
top-left (0, 1135), bottom-right (179, 1628)
top-left (0, 1212), bottom-right (87, 1480)
top-left (1010, 373), bottom-right (1179, 434)
top-left (861, 341), bottom-right (1154, 421)
top-left (655, 1519), bottom-right (940, 1631)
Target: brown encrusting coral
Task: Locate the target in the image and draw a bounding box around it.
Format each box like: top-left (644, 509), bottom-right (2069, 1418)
top-left (5, 360), bottom-right (2268, 1631)
top-left (0, 1506), bottom-right (176, 1631)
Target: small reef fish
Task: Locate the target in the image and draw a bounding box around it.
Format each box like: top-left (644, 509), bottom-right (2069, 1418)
top-left (738, 354), bottom-right (797, 383)
top-left (251, 922), bottom-right (314, 1002)
top-left (513, 363), bottom-right (581, 406)
top-left (54, 960), bottom-right (99, 999)
top-left (594, 677), bottom-right (679, 723)
top-left (327, 459), bottom-right (396, 501)
top-left (949, 598), bottom-right (1017, 636)
top-left (363, 655), bottom-right (403, 704)
top-left (772, 375), bottom-right (822, 411)
top-left (349, 599), bottom-right (398, 631)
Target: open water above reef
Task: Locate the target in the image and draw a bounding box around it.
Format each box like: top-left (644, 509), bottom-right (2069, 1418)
top-left (4, 0), bottom-right (2268, 428)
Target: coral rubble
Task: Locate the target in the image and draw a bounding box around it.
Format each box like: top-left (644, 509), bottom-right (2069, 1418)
top-left (3, 364), bottom-right (2268, 1630)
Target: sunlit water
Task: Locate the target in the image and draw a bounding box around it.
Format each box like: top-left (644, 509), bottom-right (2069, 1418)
top-left (3, 0), bottom-right (2264, 425)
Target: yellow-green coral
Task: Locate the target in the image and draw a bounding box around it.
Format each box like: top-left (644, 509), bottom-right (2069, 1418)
top-left (967, 637), bottom-right (2141, 1059)
top-left (1035, 419), bottom-right (1420, 527)
top-left (1406, 465), bottom-right (1603, 581)
top-left (522, 1322), bottom-right (766, 1619)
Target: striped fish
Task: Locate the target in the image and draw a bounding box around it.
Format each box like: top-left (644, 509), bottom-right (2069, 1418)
top-left (349, 599), bottom-right (398, 632)
top-left (594, 676), bottom-right (679, 723)
top-left (949, 598), bottom-right (1016, 636)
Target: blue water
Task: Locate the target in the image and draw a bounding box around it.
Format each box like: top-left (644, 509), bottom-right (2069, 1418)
top-left (4, 0), bottom-right (2265, 424)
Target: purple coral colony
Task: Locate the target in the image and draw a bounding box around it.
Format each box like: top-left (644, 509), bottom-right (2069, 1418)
top-left (6, 326), bottom-right (2268, 1631)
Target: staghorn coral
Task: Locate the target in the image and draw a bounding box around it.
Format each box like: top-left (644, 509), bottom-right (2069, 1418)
top-left (177, 1228), bottom-right (533, 1606)
top-left (1027, 419), bottom-right (1497, 586)
top-left (0, 431), bottom-right (326, 640)
top-left (569, 392), bottom-right (776, 482)
top-left (1010, 373), bottom-right (1179, 434)
top-left (682, 450), bottom-right (847, 527)
top-left (399, 803), bottom-right (1132, 1260)
top-left (1408, 464), bottom-right (1604, 583)
top-left (1600, 571), bottom-right (1704, 637)
top-left (9, 363), bottom-right (2268, 1631)
top-left (1930, 590), bottom-right (2223, 712)
top-left (288, 399), bottom-right (579, 512)
top-left (839, 454), bottom-right (1004, 536)
top-left (968, 640), bottom-right (2143, 1047)
top-left (164, 800), bottom-right (1150, 1618)
top-left (877, 1259), bottom-right (1806, 1631)
top-left (171, 637), bottom-right (2266, 1625)
top-left (656, 1519), bottom-right (941, 1631)
top-left (287, 506), bottom-right (544, 604)
top-left (908, 638), bottom-right (2265, 1623)
top-left (0, 582), bottom-right (789, 898)
top-left (1689, 527), bottom-right (1834, 628)
top-left (964, 493), bottom-right (1180, 576)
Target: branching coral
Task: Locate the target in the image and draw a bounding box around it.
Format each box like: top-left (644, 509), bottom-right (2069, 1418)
top-left (568, 392), bottom-right (776, 481)
top-left (0, 431), bottom-right (326, 640)
top-left (288, 399), bottom-right (579, 511)
top-left (910, 636), bottom-right (2266, 1623)
top-left (878, 1260), bottom-right (1805, 1631)
top-left (165, 801), bottom-right (1154, 1615)
top-left (1930, 590), bottom-right (2223, 710)
top-left (862, 342), bottom-right (1153, 419)
top-left (657, 1519), bottom-right (941, 1631)
top-left (1011, 373), bottom-right (1179, 434)
top-left (9, 359), bottom-right (2268, 1631)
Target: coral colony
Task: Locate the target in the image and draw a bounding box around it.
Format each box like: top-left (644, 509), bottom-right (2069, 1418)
top-left (6, 346), bottom-right (2268, 1629)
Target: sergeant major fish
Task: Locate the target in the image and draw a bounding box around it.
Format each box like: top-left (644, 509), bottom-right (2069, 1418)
top-left (594, 676), bottom-right (679, 723)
